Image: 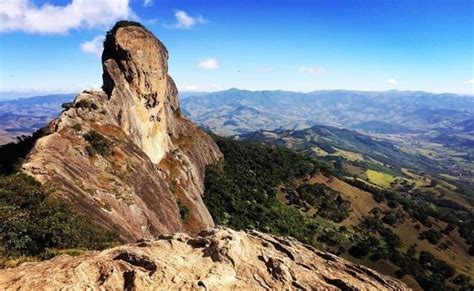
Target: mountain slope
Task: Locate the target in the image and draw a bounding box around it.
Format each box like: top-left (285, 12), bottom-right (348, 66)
top-left (203, 136), bottom-right (473, 290)
top-left (17, 21), bottom-right (222, 242)
top-left (239, 126), bottom-right (440, 172)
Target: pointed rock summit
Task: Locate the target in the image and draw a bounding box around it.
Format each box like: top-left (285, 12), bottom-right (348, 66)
top-left (22, 21), bottom-right (223, 241)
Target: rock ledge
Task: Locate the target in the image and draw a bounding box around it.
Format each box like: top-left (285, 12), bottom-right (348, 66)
top-left (0, 227), bottom-right (409, 290)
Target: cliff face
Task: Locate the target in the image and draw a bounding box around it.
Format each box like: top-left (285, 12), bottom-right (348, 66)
top-left (0, 227), bottom-right (409, 290)
top-left (22, 22), bottom-right (222, 242)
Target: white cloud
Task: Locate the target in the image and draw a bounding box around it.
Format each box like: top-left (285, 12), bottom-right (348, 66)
top-left (387, 78), bottom-right (398, 85)
top-left (80, 35), bottom-right (105, 57)
top-left (198, 58), bottom-right (219, 70)
top-left (464, 79), bottom-right (474, 84)
top-left (143, 0), bottom-right (153, 7)
top-left (0, 0), bottom-right (132, 34)
top-left (170, 10), bottom-right (206, 29)
top-left (299, 66), bottom-right (326, 75)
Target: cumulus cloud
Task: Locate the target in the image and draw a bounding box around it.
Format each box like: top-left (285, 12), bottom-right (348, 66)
top-left (0, 0), bottom-right (132, 34)
top-left (299, 66), bottom-right (326, 75)
top-left (198, 58), bottom-right (219, 70)
top-left (143, 0), bottom-right (153, 7)
top-left (387, 78), bottom-right (398, 85)
top-left (464, 79), bottom-right (474, 84)
top-left (80, 35), bottom-right (105, 57)
top-left (170, 10), bottom-right (206, 29)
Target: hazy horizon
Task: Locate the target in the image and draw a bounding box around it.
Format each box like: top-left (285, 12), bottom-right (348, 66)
top-left (2, 87), bottom-right (474, 102)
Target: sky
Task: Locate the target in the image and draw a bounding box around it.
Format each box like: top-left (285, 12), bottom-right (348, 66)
top-left (0, 0), bottom-right (473, 99)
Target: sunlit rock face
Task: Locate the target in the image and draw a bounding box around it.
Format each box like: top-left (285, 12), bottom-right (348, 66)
top-left (0, 228), bottom-right (410, 290)
top-left (22, 21), bottom-right (223, 242)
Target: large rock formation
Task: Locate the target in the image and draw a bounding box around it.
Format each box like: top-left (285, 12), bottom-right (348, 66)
top-left (21, 21), bottom-right (222, 242)
top-left (0, 227), bottom-right (409, 290)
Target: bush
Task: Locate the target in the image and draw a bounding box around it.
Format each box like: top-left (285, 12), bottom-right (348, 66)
top-left (177, 200), bottom-right (190, 220)
top-left (74, 99), bottom-right (98, 110)
top-left (419, 229), bottom-right (442, 245)
top-left (382, 211), bottom-right (398, 226)
top-left (84, 131), bottom-right (111, 156)
top-left (0, 174), bottom-right (117, 258)
top-left (348, 242), bottom-right (370, 258)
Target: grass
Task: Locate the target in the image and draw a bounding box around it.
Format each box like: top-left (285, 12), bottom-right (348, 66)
top-left (332, 148), bottom-right (365, 161)
top-left (367, 169), bottom-right (396, 188)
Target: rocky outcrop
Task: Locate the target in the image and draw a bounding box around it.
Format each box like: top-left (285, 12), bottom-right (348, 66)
top-left (0, 227), bottom-right (409, 290)
top-left (21, 21), bottom-right (222, 242)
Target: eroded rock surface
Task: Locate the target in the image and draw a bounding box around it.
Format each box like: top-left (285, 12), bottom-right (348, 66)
top-left (0, 227), bottom-right (409, 290)
top-left (21, 22), bottom-right (222, 241)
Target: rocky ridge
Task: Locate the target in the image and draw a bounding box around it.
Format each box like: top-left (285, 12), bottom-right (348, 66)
top-left (0, 227), bottom-right (409, 290)
top-left (21, 21), bottom-right (222, 241)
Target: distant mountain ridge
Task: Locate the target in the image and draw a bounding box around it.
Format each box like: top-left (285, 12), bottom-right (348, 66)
top-left (0, 94), bottom-right (75, 142)
top-left (2, 88), bottom-right (473, 142)
top-left (181, 88), bottom-right (474, 135)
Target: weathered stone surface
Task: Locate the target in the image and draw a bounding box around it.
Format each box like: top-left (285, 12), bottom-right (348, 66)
top-left (0, 227), bottom-right (409, 290)
top-left (21, 21), bottom-right (222, 242)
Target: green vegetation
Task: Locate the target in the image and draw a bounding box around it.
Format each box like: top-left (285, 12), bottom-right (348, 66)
top-left (203, 136), bottom-right (473, 290)
top-left (286, 184), bottom-right (351, 222)
top-left (0, 136), bottom-right (117, 268)
top-left (74, 99), bottom-right (98, 110)
top-left (419, 229), bottom-right (443, 245)
top-left (0, 173), bottom-right (116, 266)
top-left (177, 200), bottom-right (190, 220)
top-left (351, 176), bottom-right (474, 257)
top-left (72, 123), bottom-right (82, 132)
top-left (84, 131), bottom-right (111, 156)
top-left (367, 169), bottom-right (396, 188)
top-left (203, 137), bottom-right (350, 250)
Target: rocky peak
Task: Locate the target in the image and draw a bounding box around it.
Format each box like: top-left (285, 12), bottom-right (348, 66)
top-left (0, 227), bottom-right (409, 290)
top-left (101, 21), bottom-right (178, 163)
top-left (22, 21), bottom-right (223, 241)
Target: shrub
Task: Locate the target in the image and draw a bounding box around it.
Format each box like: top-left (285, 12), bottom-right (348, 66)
top-left (348, 242), bottom-right (370, 258)
top-left (74, 99), bottom-right (98, 110)
top-left (177, 200), bottom-right (190, 220)
top-left (419, 229), bottom-right (442, 245)
top-left (72, 124), bottom-right (82, 132)
top-left (382, 211), bottom-right (398, 226)
top-left (84, 131), bottom-right (111, 156)
top-left (0, 174), bottom-right (117, 258)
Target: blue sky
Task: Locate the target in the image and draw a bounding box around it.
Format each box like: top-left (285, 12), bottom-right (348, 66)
top-left (0, 0), bottom-right (473, 98)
